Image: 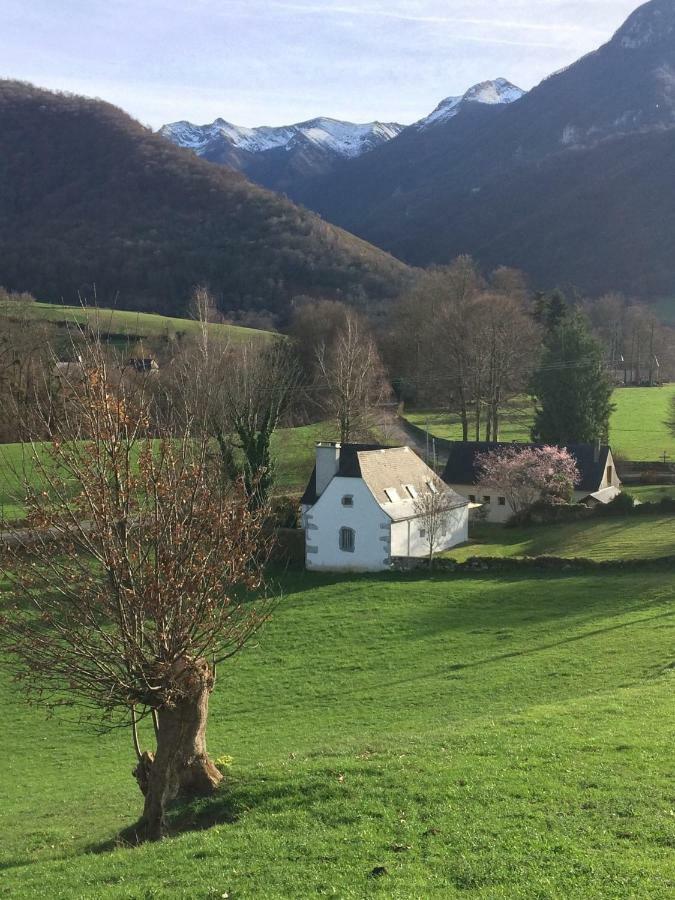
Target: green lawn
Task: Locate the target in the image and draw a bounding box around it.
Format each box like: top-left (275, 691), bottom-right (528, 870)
top-left (628, 484), bottom-right (675, 503)
top-left (0, 301), bottom-right (273, 344)
top-left (271, 422), bottom-right (338, 493)
top-left (1, 567), bottom-right (674, 897)
top-left (447, 515), bottom-right (675, 563)
top-left (0, 443), bottom-right (44, 522)
top-left (0, 421), bottom-right (353, 521)
top-left (406, 384), bottom-right (675, 462)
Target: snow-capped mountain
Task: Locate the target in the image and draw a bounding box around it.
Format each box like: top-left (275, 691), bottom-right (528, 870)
top-left (415, 78), bottom-right (525, 129)
top-left (159, 115), bottom-right (405, 195)
top-left (161, 116), bottom-right (404, 159)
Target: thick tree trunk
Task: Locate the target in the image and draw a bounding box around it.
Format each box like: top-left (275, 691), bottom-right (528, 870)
top-left (134, 659), bottom-right (222, 840)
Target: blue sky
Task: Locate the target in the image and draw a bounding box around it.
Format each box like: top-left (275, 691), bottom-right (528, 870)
top-left (3, 0), bottom-right (640, 127)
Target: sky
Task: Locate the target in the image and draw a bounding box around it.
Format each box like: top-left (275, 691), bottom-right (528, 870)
top-left (3, 0), bottom-right (642, 128)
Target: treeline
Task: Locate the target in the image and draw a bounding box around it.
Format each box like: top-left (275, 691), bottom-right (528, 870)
top-left (375, 257), bottom-right (675, 443)
top-left (2, 256), bottom-right (674, 450)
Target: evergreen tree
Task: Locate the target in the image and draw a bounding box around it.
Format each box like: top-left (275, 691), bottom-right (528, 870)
top-left (531, 311), bottom-right (614, 445)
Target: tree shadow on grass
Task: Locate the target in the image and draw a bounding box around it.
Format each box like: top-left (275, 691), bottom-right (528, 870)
top-left (87, 771), bottom-right (334, 852)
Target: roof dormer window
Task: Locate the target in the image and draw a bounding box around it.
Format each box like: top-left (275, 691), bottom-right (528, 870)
top-left (404, 484), bottom-right (418, 499)
top-left (384, 487), bottom-right (401, 503)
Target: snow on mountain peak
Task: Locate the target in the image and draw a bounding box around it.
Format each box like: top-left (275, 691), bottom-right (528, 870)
top-left (160, 116), bottom-right (405, 159)
top-left (416, 78), bottom-right (525, 129)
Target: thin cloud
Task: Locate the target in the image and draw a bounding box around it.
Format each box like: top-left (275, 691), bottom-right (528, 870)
top-left (269, 1), bottom-right (608, 37)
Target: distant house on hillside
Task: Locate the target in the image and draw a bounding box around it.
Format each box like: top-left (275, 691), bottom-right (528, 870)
top-left (52, 357), bottom-right (85, 380)
top-left (442, 441), bottom-right (621, 523)
top-left (301, 443), bottom-right (469, 571)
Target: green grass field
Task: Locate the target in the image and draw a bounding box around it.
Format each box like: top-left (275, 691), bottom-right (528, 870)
top-left (405, 385), bottom-right (675, 462)
top-left (628, 484), bottom-right (675, 502)
top-left (448, 515), bottom-right (675, 563)
top-left (1, 566), bottom-right (674, 898)
top-left (0, 423), bottom-right (329, 523)
top-left (0, 301), bottom-right (273, 345)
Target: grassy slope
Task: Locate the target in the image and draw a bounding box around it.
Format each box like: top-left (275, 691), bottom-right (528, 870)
top-left (448, 515), bottom-right (675, 563)
top-left (0, 423), bottom-right (325, 523)
top-left (1, 568), bottom-right (674, 898)
top-left (405, 385), bottom-right (675, 461)
top-left (0, 301), bottom-right (273, 344)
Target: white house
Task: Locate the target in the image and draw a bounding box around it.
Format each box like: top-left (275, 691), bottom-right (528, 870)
top-left (442, 441), bottom-right (622, 524)
top-left (301, 443), bottom-right (470, 572)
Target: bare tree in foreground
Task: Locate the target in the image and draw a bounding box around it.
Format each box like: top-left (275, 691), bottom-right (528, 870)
top-left (0, 340), bottom-right (272, 840)
top-left (316, 310), bottom-right (389, 443)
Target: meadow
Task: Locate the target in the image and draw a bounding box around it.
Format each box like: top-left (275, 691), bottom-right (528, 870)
top-left (0, 423), bottom-right (328, 524)
top-left (405, 385), bottom-right (675, 462)
top-left (0, 301), bottom-right (272, 345)
top-left (1, 562), bottom-right (674, 898)
top-left (447, 514), bottom-right (675, 563)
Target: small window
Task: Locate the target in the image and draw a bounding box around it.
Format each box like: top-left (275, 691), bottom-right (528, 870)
top-left (384, 487), bottom-right (400, 503)
top-left (483, 495), bottom-right (491, 504)
top-left (339, 527), bottom-right (355, 553)
top-left (498, 497), bottom-right (506, 506)
top-left (606, 465), bottom-right (613, 485)
top-left (427, 480), bottom-right (438, 494)
top-left (341, 495), bottom-right (354, 507)
top-left (404, 484), bottom-right (418, 499)
top-left (469, 494), bottom-right (476, 503)
top-left (420, 528), bottom-right (427, 539)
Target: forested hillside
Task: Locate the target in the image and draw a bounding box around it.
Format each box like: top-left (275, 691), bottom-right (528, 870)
top-left (0, 81), bottom-right (410, 324)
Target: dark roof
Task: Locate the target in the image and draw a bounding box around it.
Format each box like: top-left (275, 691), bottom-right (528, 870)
top-left (300, 443), bottom-right (389, 505)
top-left (441, 442), bottom-right (611, 494)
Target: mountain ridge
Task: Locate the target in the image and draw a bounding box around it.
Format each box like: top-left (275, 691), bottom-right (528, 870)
top-left (158, 78), bottom-right (524, 195)
top-left (288, 0), bottom-right (675, 300)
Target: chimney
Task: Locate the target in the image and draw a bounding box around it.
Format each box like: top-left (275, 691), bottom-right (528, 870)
top-left (315, 442), bottom-right (341, 497)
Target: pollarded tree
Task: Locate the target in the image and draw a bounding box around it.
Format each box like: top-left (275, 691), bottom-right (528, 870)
top-left (531, 311), bottom-right (615, 445)
top-left (477, 445), bottom-right (580, 517)
top-left (0, 339), bottom-right (273, 840)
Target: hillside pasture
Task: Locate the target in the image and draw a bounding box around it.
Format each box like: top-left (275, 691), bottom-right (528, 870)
top-left (405, 384), bottom-right (675, 462)
top-left (447, 514), bottom-right (675, 563)
top-left (1, 567), bottom-right (674, 897)
top-left (0, 422), bottom-right (331, 523)
top-left (0, 300), bottom-right (274, 346)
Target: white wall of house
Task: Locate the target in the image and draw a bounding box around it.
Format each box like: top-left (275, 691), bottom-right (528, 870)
top-left (445, 483), bottom-right (513, 524)
top-left (390, 505), bottom-right (469, 557)
top-left (305, 477), bottom-right (392, 572)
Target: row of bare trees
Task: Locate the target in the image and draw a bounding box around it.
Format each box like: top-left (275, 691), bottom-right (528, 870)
top-left (586, 292), bottom-right (674, 386)
top-left (386, 258), bottom-right (540, 441)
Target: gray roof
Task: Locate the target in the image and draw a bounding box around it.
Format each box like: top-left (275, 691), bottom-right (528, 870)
top-left (442, 441), bottom-right (615, 494)
top-left (302, 443), bottom-right (469, 520)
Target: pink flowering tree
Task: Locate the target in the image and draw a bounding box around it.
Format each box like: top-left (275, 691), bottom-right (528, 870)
top-left (476, 446), bottom-right (580, 517)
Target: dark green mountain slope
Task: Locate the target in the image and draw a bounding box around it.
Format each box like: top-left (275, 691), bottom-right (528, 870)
top-left (0, 81), bottom-right (410, 322)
